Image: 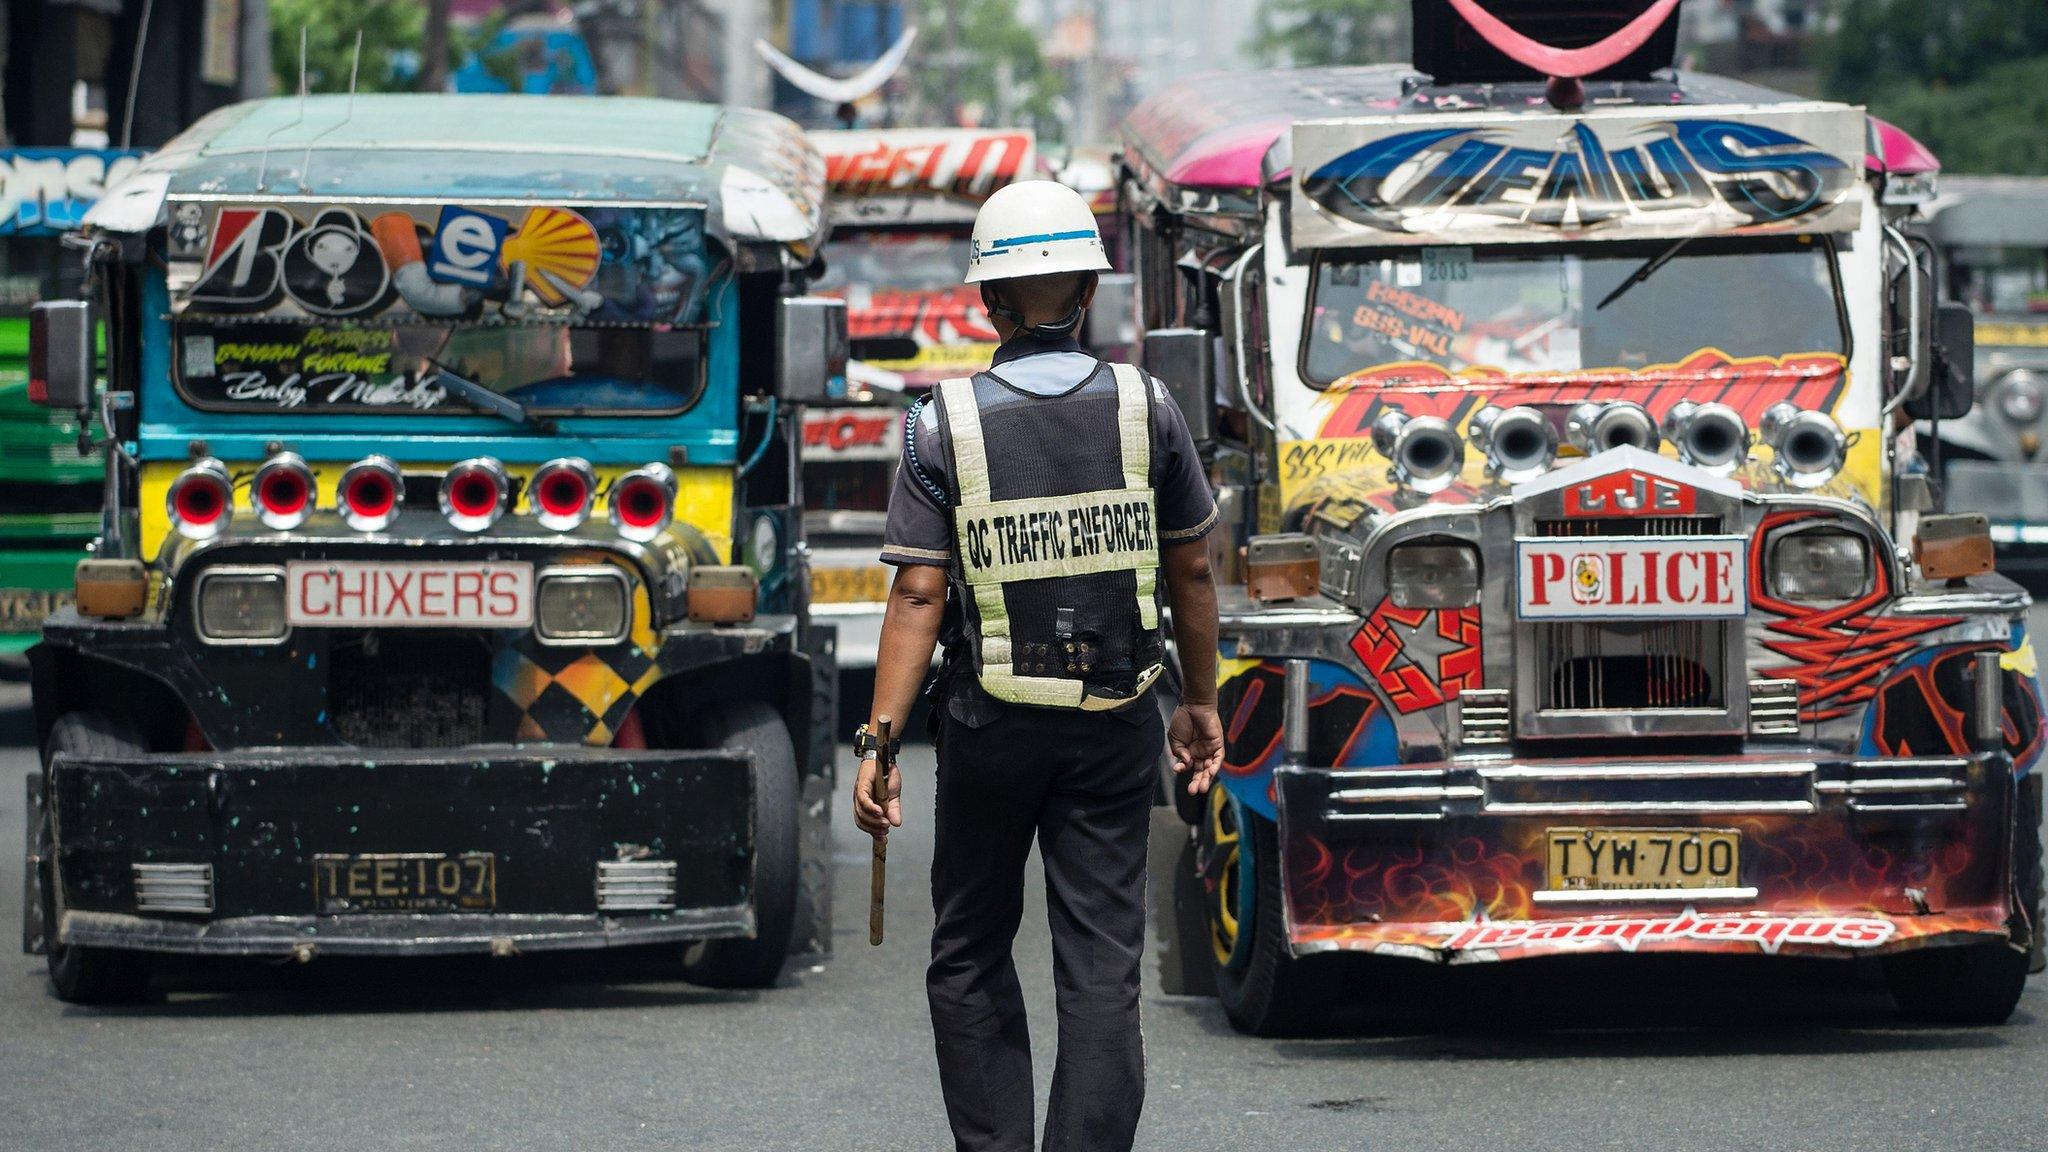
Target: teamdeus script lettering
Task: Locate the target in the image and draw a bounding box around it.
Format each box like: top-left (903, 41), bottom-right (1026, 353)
top-left (956, 490), bottom-right (1157, 583)
top-left (1301, 117), bottom-right (1852, 234)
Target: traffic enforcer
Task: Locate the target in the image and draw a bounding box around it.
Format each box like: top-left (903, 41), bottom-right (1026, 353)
top-left (20, 95), bottom-right (847, 1001)
top-left (1127, 0), bottom-right (2043, 1032)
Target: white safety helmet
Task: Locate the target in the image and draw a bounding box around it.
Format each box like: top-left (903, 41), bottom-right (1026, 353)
top-left (965, 180), bottom-right (1111, 284)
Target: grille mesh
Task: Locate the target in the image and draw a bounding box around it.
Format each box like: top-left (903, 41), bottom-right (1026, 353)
top-left (329, 634), bottom-right (490, 748)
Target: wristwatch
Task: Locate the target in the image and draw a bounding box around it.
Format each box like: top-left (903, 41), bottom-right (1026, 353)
top-left (853, 723), bottom-right (902, 760)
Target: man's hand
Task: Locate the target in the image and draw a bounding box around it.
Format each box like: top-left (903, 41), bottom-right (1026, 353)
top-left (853, 755), bottom-right (902, 839)
top-left (1169, 702), bottom-right (1225, 795)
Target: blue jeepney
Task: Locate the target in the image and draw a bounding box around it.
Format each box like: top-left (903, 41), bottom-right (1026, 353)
top-left (20, 95), bottom-right (847, 1001)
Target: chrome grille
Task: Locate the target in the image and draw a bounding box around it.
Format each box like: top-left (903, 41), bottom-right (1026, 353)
top-left (1535, 516), bottom-right (1721, 537)
top-left (596, 860), bottom-right (678, 911)
top-left (1748, 678), bottom-right (1802, 737)
top-left (132, 863), bottom-right (214, 913)
top-left (1535, 619), bottom-right (1724, 711)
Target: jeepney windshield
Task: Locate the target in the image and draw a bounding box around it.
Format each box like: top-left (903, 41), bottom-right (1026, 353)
top-left (1302, 237), bottom-right (1845, 386)
top-left (815, 233), bottom-right (971, 294)
top-left (171, 320), bottom-right (706, 416)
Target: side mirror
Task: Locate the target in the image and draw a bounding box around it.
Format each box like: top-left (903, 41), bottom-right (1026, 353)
top-left (1908, 301), bottom-right (1976, 420)
top-left (1084, 273), bottom-right (1136, 352)
top-left (775, 295), bottom-right (850, 403)
top-left (30, 300), bottom-right (93, 410)
top-left (1142, 327), bottom-right (1214, 445)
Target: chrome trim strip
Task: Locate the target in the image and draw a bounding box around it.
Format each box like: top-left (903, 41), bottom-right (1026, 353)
top-left (1323, 811), bottom-right (1448, 823)
top-left (1847, 800), bottom-right (1969, 813)
top-left (1533, 886), bottom-right (1759, 905)
top-left (1478, 763), bottom-right (1816, 782)
top-left (1487, 800), bottom-right (1815, 815)
top-left (1893, 589), bottom-right (2029, 616)
top-left (1329, 785), bottom-right (1485, 804)
top-left (1814, 778), bottom-right (1964, 794)
top-left (132, 863), bottom-right (215, 914)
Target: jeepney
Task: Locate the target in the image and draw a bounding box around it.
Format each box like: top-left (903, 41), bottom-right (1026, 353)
top-left (1125, 2), bottom-right (2040, 1034)
top-left (21, 95), bottom-right (845, 1002)
top-left (803, 127), bottom-right (1033, 665)
top-left (1923, 176), bottom-right (2048, 574)
top-left (0, 149), bottom-right (142, 661)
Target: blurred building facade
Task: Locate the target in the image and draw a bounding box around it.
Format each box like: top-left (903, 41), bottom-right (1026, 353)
top-left (3, 0), bottom-right (268, 147)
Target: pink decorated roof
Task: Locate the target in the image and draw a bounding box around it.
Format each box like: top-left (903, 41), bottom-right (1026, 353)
top-left (1867, 116), bottom-right (1939, 176)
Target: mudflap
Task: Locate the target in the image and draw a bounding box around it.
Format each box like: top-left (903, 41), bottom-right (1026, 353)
top-left (791, 621), bottom-right (839, 960)
top-left (22, 769), bottom-right (46, 955)
top-left (1150, 807), bottom-right (1216, 996)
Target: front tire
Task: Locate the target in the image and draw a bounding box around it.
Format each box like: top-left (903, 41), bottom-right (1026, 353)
top-left (680, 701), bottom-right (800, 989)
top-left (1884, 942), bottom-right (2029, 1025)
top-left (1203, 790), bottom-right (1340, 1036)
top-left (41, 711), bottom-right (154, 1004)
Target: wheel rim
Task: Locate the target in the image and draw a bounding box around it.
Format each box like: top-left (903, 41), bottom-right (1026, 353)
top-left (1205, 786), bottom-right (1250, 969)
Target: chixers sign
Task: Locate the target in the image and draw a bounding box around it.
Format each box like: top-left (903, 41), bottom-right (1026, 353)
top-left (1292, 106), bottom-right (1864, 247)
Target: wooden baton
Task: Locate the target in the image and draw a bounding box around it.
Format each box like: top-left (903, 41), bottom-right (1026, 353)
top-left (868, 715), bottom-right (892, 946)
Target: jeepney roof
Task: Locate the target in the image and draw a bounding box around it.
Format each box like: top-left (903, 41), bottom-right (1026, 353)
top-left (1121, 65), bottom-right (1853, 195)
top-left (1925, 175), bottom-right (2048, 247)
top-left (85, 94), bottom-right (826, 248)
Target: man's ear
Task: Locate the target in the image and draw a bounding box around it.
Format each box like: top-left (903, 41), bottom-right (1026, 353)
top-left (1080, 272), bottom-right (1099, 310)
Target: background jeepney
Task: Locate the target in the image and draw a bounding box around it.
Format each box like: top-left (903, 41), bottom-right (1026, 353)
top-left (0, 149), bottom-right (142, 661)
top-left (802, 127), bottom-right (1033, 667)
top-left (20, 95), bottom-right (845, 1002)
top-left (1923, 176), bottom-right (2048, 576)
top-left (1121, 50), bottom-right (2040, 1033)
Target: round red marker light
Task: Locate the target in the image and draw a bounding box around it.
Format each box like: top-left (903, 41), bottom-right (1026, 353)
top-left (538, 471), bottom-right (585, 517)
top-left (439, 457), bottom-right (508, 533)
top-left (608, 464), bottom-right (676, 542)
top-left (167, 460), bottom-right (233, 540)
top-left (337, 456), bottom-right (404, 532)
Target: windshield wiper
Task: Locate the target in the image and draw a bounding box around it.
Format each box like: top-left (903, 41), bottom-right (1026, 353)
top-left (422, 358), bottom-right (554, 433)
top-left (1595, 237), bottom-right (1691, 312)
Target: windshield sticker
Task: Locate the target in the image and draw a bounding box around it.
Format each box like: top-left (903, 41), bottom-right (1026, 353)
top-left (172, 321), bottom-right (703, 415)
top-left (1291, 107), bottom-right (1865, 247)
top-left (1317, 348), bottom-right (1847, 439)
top-left (171, 201), bottom-right (714, 326)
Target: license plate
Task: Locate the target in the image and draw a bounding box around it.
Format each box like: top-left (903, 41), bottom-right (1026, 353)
top-left (287, 561), bottom-right (533, 628)
top-left (1546, 827), bottom-right (1740, 892)
top-left (811, 564), bottom-right (890, 605)
top-left (313, 852), bottom-right (496, 913)
top-left (0, 589), bottom-right (68, 631)
top-left (1517, 536), bottom-right (1747, 620)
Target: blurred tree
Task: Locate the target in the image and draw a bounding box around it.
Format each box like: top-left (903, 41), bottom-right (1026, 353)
top-left (908, 0), bottom-right (1062, 135)
top-left (1253, 0), bottom-right (1408, 67)
top-left (1819, 0), bottom-right (2048, 174)
top-left (269, 0), bottom-right (424, 93)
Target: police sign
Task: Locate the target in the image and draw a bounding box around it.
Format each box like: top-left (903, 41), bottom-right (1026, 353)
top-left (1518, 536), bottom-right (1747, 620)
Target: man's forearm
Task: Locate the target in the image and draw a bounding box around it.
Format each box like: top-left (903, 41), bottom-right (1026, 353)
top-left (1164, 543), bottom-right (1219, 707)
top-left (867, 567), bottom-right (945, 735)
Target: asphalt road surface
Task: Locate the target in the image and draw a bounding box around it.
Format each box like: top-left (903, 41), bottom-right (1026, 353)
top-left (2, 664), bottom-right (2046, 1152)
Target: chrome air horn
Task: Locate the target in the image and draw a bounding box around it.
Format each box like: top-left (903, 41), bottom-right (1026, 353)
top-left (1565, 400), bottom-right (1660, 454)
top-left (1373, 408), bottom-right (1466, 494)
top-left (1662, 400), bottom-right (1751, 474)
top-left (1467, 404), bottom-right (1557, 483)
top-left (1760, 402), bottom-right (1847, 488)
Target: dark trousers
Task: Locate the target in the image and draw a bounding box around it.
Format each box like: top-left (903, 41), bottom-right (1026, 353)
top-left (928, 701), bottom-right (1161, 1152)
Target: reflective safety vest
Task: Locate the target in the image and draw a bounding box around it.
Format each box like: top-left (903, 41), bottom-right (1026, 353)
top-left (934, 362), bottom-right (1167, 710)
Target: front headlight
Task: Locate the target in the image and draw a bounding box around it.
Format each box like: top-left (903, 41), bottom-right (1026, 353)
top-left (1387, 542), bottom-right (1480, 609)
top-left (1768, 528), bottom-right (1870, 602)
top-left (536, 569), bottom-right (629, 642)
top-left (1999, 370), bottom-right (2045, 424)
top-left (196, 568), bottom-right (287, 642)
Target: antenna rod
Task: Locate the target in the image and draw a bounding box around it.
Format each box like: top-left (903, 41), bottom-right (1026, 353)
top-left (299, 30), bottom-right (363, 192)
top-left (119, 0), bottom-right (159, 149)
top-left (256, 26), bottom-right (310, 192)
